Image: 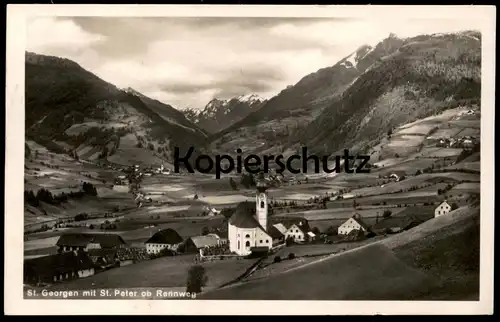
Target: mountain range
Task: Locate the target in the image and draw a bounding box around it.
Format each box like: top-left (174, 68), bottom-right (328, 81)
top-left (182, 94), bottom-right (267, 134)
top-left (25, 30), bottom-right (481, 167)
top-left (207, 31), bottom-right (481, 158)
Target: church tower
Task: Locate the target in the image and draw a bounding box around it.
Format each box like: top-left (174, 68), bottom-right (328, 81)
top-left (255, 175), bottom-right (269, 229)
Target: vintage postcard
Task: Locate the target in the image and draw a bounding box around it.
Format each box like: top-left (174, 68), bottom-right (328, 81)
top-left (5, 4), bottom-right (495, 315)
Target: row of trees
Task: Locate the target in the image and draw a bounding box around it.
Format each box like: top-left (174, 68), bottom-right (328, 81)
top-left (24, 182), bottom-right (98, 207)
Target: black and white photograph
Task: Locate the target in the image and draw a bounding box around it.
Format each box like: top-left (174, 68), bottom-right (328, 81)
top-left (5, 4), bottom-right (495, 315)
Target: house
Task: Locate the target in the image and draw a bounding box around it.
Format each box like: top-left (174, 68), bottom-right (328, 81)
top-left (435, 201), bottom-right (452, 218)
top-left (87, 247), bottom-right (140, 268)
top-left (145, 228), bottom-right (183, 255)
top-left (272, 223), bottom-right (288, 236)
top-left (285, 221), bottom-right (311, 243)
top-left (389, 171), bottom-right (406, 182)
top-left (56, 233), bottom-right (127, 253)
top-left (337, 214), bottom-right (371, 235)
top-left (24, 251), bottom-right (97, 285)
top-left (87, 249), bottom-right (120, 269)
top-left (181, 235), bottom-right (222, 253)
top-left (267, 225), bottom-right (286, 246)
top-left (228, 179), bottom-right (281, 256)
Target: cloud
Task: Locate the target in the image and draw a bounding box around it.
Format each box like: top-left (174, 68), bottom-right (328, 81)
top-left (27, 17), bottom-right (106, 56)
top-left (26, 16), bottom-right (483, 110)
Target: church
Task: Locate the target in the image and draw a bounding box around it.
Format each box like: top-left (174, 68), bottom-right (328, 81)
top-left (227, 178), bottom-right (283, 256)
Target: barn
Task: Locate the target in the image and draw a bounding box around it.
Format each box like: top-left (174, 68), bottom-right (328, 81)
top-left (145, 228), bottom-right (183, 255)
top-left (24, 251), bottom-right (97, 285)
top-left (56, 233), bottom-right (127, 253)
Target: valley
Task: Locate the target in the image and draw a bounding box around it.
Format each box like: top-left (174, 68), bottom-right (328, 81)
top-left (22, 29), bottom-right (481, 301)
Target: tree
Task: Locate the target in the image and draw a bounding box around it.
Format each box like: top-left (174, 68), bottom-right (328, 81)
top-left (186, 265), bottom-right (208, 294)
top-left (201, 226), bottom-right (210, 236)
top-left (229, 177), bottom-right (238, 191)
top-left (352, 199), bottom-right (358, 209)
top-left (382, 210), bottom-right (392, 218)
top-left (451, 203), bottom-right (459, 210)
top-left (312, 227), bottom-right (320, 236)
top-left (326, 226), bottom-right (337, 236)
top-left (415, 169), bottom-right (422, 176)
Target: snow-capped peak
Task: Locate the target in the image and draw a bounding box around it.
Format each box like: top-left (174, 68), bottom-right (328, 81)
top-left (236, 94), bottom-right (263, 103)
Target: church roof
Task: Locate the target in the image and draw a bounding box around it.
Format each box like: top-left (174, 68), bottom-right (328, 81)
top-left (228, 202), bottom-right (261, 229)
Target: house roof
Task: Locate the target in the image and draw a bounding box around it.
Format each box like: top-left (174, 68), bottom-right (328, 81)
top-left (287, 221), bottom-right (311, 233)
top-left (87, 249), bottom-right (118, 265)
top-left (272, 223), bottom-right (288, 235)
top-left (56, 233), bottom-right (127, 248)
top-left (342, 214), bottom-right (371, 231)
top-left (145, 228), bottom-right (183, 244)
top-left (390, 171), bottom-right (407, 177)
top-left (267, 225), bottom-right (285, 239)
top-left (228, 202), bottom-right (261, 229)
top-left (189, 235), bottom-right (219, 249)
top-left (437, 201), bottom-right (451, 208)
top-left (24, 252), bottom-right (96, 278)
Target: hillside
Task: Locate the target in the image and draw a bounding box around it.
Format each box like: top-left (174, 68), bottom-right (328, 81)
top-left (200, 205), bottom-right (480, 300)
top-left (25, 52), bottom-right (208, 166)
top-left (208, 31), bottom-right (481, 159)
top-left (208, 35), bottom-right (406, 154)
top-left (297, 31), bottom-right (481, 156)
top-left (183, 94), bottom-right (267, 134)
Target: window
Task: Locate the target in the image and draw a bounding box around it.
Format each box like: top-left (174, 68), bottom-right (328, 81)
top-left (260, 240), bottom-right (263, 243)
top-left (245, 241), bottom-right (250, 247)
top-left (260, 201), bottom-right (265, 208)
top-left (245, 234), bottom-right (250, 238)
top-left (238, 241), bottom-right (240, 249)
top-left (266, 240), bottom-right (269, 243)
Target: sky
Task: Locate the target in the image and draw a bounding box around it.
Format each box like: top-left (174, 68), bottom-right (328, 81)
top-left (26, 16), bottom-right (482, 110)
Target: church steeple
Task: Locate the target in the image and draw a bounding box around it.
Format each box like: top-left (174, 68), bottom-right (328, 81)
top-left (255, 172), bottom-right (268, 229)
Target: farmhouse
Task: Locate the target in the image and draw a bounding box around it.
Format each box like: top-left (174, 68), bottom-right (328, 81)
top-left (338, 214), bottom-right (370, 235)
top-left (389, 171), bottom-right (406, 182)
top-left (228, 179), bottom-right (282, 256)
top-left (435, 201), bottom-right (452, 218)
top-left (181, 234), bottom-right (225, 253)
top-left (285, 222), bottom-right (311, 243)
top-left (87, 247), bottom-right (142, 269)
top-left (88, 249), bottom-right (120, 269)
top-left (24, 251), bottom-right (97, 285)
top-left (56, 233), bottom-right (127, 253)
top-left (145, 228), bottom-right (183, 255)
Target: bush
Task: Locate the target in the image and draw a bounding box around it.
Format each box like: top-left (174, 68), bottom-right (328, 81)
top-left (273, 256), bottom-right (281, 263)
top-left (288, 253), bottom-right (296, 260)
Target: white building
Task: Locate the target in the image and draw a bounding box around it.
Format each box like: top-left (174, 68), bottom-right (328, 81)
top-left (285, 223), bottom-right (308, 242)
top-left (145, 228), bottom-right (183, 255)
top-left (338, 214), bottom-right (370, 235)
top-left (435, 201), bottom-right (452, 218)
top-left (228, 180), bottom-right (280, 256)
